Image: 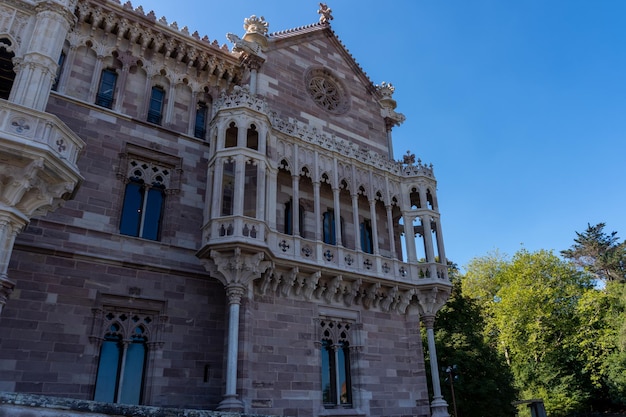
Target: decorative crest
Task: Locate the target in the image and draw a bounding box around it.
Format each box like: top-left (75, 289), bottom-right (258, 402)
top-left (376, 81), bottom-right (395, 98)
top-left (403, 151), bottom-right (416, 165)
top-left (244, 15), bottom-right (269, 35)
top-left (318, 3), bottom-right (333, 24)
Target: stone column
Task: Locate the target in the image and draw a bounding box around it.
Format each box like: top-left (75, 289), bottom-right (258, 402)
top-left (386, 205), bottom-right (396, 258)
top-left (313, 181), bottom-right (321, 241)
top-left (416, 287), bottom-right (451, 417)
top-left (351, 193), bottom-right (360, 250)
top-left (56, 45), bottom-right (77, 94)
top-left (369, 200), bottom-right (380, 255)
top-left (114, 51), bottom-right (137, 113)
top-left (199, 249), bottom-right (272, 412)
top-left (332, 187), bottom-right (342, 246)
top-left (221, 283), bottom-right (245, 411)
top-left (87, 55), bottom-right (105, 103)
top-left (292, 175), bottom-right (300, 236)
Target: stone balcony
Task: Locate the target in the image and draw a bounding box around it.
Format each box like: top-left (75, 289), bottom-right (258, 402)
top-left (0, 99), bottom-right (84, 221)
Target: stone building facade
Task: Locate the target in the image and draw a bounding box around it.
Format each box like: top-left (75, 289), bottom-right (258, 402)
top-left (0, 1), bottom-right (452, 417)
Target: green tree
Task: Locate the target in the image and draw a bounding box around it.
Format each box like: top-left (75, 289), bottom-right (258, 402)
top-left (463, 249), bottom-right (594, 417)
top-left (427, 263), bottom-right (517, 417)
top-left (561, 223), bottom-right (626, 283)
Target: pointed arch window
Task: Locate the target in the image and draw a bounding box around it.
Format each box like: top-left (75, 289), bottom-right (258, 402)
top-left (320, 318), bottom-right (353, 408)
top-left (221, 160), bottom-right (235, 216)
top-left (225, 122), bottom-right (237, 148)
top-left (120, 177), bottom-right (165, 241)
top-left (284, 200), bottom-right (304, 236)
top-left (360, 219), bottom-right (373, 254)
top-left (194, 102), bottom-right (208, 139)
top-left (246, 124), bottom-right (259, 150)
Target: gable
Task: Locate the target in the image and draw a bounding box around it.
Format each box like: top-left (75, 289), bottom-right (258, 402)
top-left (258, 26), bottom-right (390, 155)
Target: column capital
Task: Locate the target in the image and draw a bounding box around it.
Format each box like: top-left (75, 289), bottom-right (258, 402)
top-left (200, 248), bottom-right (272, 288)
top-left (416, 286), bottom-right (451, 320)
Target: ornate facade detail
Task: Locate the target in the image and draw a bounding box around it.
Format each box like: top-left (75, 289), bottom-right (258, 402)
top-left (304, 67), bottom-right (350, 115)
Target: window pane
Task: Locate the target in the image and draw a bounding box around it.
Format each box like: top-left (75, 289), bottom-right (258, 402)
top-left (225, 124), bottom-right (237, 148)
top-left (118, 339), bottom-right (146, 405)
top-left (284, 201), bottom-right (292, 235)
top-left (120, 182), bottom-right (144, 237)
top-left (147, 87), bottom-right (165, 124)
top-left (321, 340), bottom-right (333, 404)
top-left (243, 162), bottom-right (257, 218)
top-left (94, 338), bottom-right (121, 403)
top-left (141, 186), bottom-right (164, 240)
top-left (338, 342), bottom-right (351, 405)
top-left (323, 210), bottom-right (336, 245)
top-left (96, 69), bottom-right (117, 108)
top-left (221, 161), bottom-right (235, 216)
top-left (194, 103), bottom-right (207, 139)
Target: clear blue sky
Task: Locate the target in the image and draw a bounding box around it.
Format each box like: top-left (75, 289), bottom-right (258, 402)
top-left (143, 0), bottom-right (626, 270)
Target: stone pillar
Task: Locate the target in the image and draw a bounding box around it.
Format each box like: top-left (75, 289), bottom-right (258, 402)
top-left (56, 44), bottom-right (77, 94)
top-left (257, 161), bottom-right (266, 221)
top-left (416, 286), bottom-right (452, 417)
top-left (198, 249), bottom-right (272, 412)
top-left (10, 2), bottom-right (76, 110)
top-left (351, 194), bottom-right (360, 250)
top-left (292, 175), bottom-right (300, 236)
top-left (369, 200), bottom-right (380, 255)
top-left (114, 51), bottom-right (137, 113)
top-left (386, 205), bottom-right (396, 258)
top-left (404, 215), bottom-right (417, 263)
top-left (313, 181), bottom-right (321, 241)
top-left (422, 215), bottom-right (435, 263)
top-left (221, 283), bottom-right (245, 411)
top-left (87, 55), bottom-right (105, 103)
top-left (332, 187), bottom-right (342, 246)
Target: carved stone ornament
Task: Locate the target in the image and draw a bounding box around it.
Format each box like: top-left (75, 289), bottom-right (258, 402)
top-left (243, 15), bottom-right (268, 36)
top-left (305, 67), bottom-right (350, 115)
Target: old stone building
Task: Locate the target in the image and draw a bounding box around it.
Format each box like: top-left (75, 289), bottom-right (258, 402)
top-left (0, 1), bottom-right (452, 417)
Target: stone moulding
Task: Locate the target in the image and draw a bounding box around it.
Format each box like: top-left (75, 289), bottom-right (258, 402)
top-left (213, 88), bottom-right (435, 179)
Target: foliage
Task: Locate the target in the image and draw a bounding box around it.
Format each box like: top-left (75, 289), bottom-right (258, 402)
top-left (426, 263), bottom-right (518, 417)
top-left (561, 223), bottom-right (626, 283)
top-left (463, 249), bottom-right (595, 417)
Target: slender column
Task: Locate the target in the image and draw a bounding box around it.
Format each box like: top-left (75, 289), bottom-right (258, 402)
top-left (385, 118), bottom-right (395, 159)
top-left (332, 188), bottom-right (342, 246)
top-left (422, 216), bottom-right (436, 262)
top-left (386, 205), bottom-right (396, 258)
top-left (56, 45), bottom-right (77, 94)
top-left (141, 76), bottom-right (154, 119)
top-left (211, 158), bottom-right (224, 218)
top-left (219, 284), bottom-right (246, 411)
top-left (434, 219), bottom-right (446, 264)
top-left (369, 200), bottom-right (380, 255)
top-left (233, 156), bottom-right (245, 216)
top-left (257, 161), bottom-right (266, 221)
top-left (404, 215), bottom-right (417, 263)
top-left (422, 315), bottom-right (450, 417)
top-left (114, 52), bottom-right (136, 112)
top-left (165, 81), bottom-right (176, 126)
top-left (351, 194), bottom-right (360, 250)
top-left (313, 181), bottom-right (321, 241)
top-left (115, 341), bottom-right (130, 402)
top-left (292, 175), bottom-right (300, 236)
top-left (267, 169), bottom-right (278, 229)
top-left (187, 90), bottom-right (198, 136)
top-left (87, 56), bottom-right (105, 103)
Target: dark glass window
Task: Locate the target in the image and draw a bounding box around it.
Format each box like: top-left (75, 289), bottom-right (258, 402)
top-left (323, 210), bottom-right (335, 245)
top-left (119, 178), bottom-right (165, 241)
top-left (0, 39), bottom-right (16, 100)
top-left (225, 122), bottom-right (237, 148)
top-left (360, 219), bottom-right (373, 254)
top-left (194, 102), bottom-right (207, 139)
top-left (52, 51), bottom-right (65, 91)
top-left (246, 124), bottom-right (258, 150)
top-left (321, 339), bottom-right (352, 407)
top-left (221, 161), bottom-right (235, 216)
top-left (284, 200), bottom-right (304, 237)
top-left (96, 69), bottom-right (117, 108)
top-left (147, 86), bottom-right (165, 124)
top-left (94, 325), bottom-right (147, 405)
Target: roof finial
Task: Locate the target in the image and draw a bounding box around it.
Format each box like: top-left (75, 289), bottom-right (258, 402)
top-left (318, 3), bottom-right (333, 24)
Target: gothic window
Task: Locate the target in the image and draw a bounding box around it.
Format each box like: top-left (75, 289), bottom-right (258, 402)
top-left (243, 160), bottom-right (257, 218)
top-left (194, 102), bottom-right (208, 139)
top-left (360, 219), bottom-right (373, 254)
top-left (119, 160), bottom-right (170, 241)
top-left (225, 122), bottom-right (237, 148)
top-left (0, 39), bottom-right (16, 100)
top-left (147, 86), bottom-right (165, 124)
top-left (246, 124), bottom-right (259, 150)
top-left (284, 200), bottom-right (304, 237)
top-left (52, 51), bottom-right (66, 91)
top-left (221, 160), bottom-right (235, 216)
top-left (96, 69), bottom-right (118, 108)
top-left (91, 296), bottom-right (166, 406)
top-left (320, 318), bottom-right (353, 408)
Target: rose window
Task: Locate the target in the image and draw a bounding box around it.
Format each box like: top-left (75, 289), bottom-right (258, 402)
top-left (305, 68), bottom-right (349, 114)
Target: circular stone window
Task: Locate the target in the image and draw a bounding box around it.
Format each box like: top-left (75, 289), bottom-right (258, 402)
top-left (304, 67), bottom-right (350, 114)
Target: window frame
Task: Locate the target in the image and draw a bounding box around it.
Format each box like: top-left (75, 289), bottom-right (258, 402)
top-left (147, 86), bottom-right (165, 125)
top-left (96, 68), bottom-right (118, 108)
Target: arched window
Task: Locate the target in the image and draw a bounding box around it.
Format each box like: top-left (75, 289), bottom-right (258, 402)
top-left (96, 68), bottom-right (118, 108)
top-left (0, 39), bottom-right (16, 100)
top-left (246, 124), bottom-right (259, 150)
top-left (221, 160), bottom-right (235, 216)
top-left (225, 122), bottom-right (237, 148)
top-left (147, 86), bottom-right (165, 124)
top-left (320, 319), bottom-right (353, 408)
top-left (360, 219), bottom-right (373, 254)
top-left (119, 174), bottom-right (166, 241)
top-left (194, 102), bottom-right (208, 139)
top-left (243, 160), bottom-right (257, 217)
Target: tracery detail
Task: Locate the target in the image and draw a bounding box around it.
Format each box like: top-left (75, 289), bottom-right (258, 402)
top-left (305, 68), bottom-right (349, 114)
